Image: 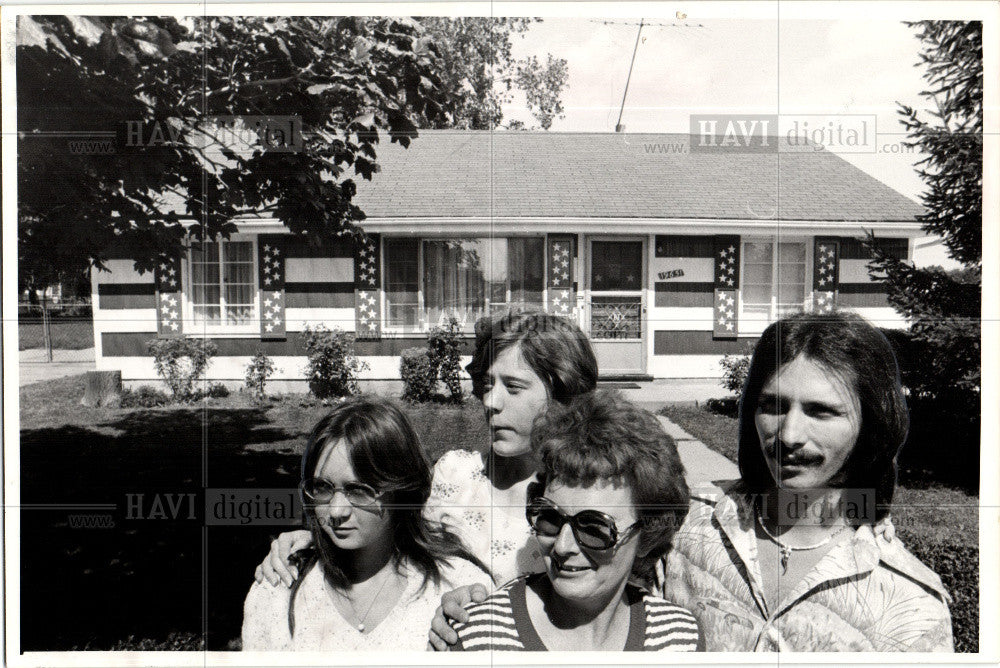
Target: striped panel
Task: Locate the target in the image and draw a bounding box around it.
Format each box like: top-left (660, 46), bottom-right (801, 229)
top-left (546, 235), bottom-right (575, 317)
top-left (839, 291), bottom-right (890, 308)
top-left (654, 282), bottom-right (714, 307)
top-left (285, 257), bottom-right (354, 283)
top-left (154, 252), bottom-right (183, 337)
top-left (98, 283), bottom-right (156, 309)
top-left (655, 235), bottom-right (715, 258)
top-left (284, 282), bottom-right (355, 308)
top-left (95, 259), bottom-right (153, 283)
top-left (354, 234), bottom-right (381, 340)
top-left (837, 236), bottom-right (908, 260)
top-left (654, 330), bottom-right (757, 355)
top-left (838, 258), bottom-right (884, 284)
top-left (281, 236), bottom-right (354, 258)
top-left (258, 236), bottom-right (286, 339)
top-left (839, 283), bottom-right (887, 294)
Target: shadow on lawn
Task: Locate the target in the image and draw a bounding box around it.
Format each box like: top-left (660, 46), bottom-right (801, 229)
top-left (20, 407), bottom-right (302, 650)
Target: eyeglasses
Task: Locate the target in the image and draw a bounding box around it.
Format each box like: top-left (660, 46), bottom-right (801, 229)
top-left (300, 479), bottom-right (389, 508)
top-left (526, 497), bottom-right (640, 552)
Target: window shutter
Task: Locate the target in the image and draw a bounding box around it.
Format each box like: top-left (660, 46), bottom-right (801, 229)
top-left (355, 234), bottom-right (381, 340)
top-left (155, 250), bottom-right (184, 337)
top-left (546, 236), bottom-right (575, 318)
top-left (259, 236), bottom-right (286, 339)
top-left (813, 238), bottom-right (839, 313)
top-left (713, 235), bottom-right (740, 339)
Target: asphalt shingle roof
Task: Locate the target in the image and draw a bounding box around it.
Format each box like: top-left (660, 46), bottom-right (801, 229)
top-left (352, 131), bottom-right (923, 222)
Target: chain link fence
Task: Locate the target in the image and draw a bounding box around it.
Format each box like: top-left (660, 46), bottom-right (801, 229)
top-left (18, 300), bottom-right (95, 362)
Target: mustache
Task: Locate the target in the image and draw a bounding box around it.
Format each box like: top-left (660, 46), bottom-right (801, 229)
top-left (766, 443), bottom-right (823, 465)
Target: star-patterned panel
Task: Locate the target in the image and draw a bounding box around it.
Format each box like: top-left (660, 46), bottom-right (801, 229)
top-left (813, 239), bottom-right (839, 313)
top-left (713, 236), bottom-right (740, 339)
top-left (546, 237), bottom-right (575, 318)
top-left (354, 234), bottom-right (381, 340)
top-left (258, 237), bottom-right (286, 339)
top-left (154, 251), bottom-right (183, 337)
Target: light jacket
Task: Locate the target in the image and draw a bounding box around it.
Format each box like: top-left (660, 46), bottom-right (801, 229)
top-left (660, 485), bottom-right (953, 652)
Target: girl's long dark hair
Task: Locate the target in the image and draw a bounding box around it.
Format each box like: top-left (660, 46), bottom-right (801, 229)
top-left (292, 397), bottom-right (488, 626)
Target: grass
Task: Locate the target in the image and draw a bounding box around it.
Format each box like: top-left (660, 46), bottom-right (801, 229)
top-left (18, 374), bottom-right (488, 651)
top-left (18, 319), bottom-right (94, 350)
top-left (660, 400), bottom-right (980, 653)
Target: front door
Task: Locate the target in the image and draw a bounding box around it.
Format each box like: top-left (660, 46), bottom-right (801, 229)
top-left (587, 239), bottom-right (645, 376)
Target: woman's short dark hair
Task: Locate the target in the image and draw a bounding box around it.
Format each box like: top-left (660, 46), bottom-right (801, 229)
top-left (465, 311), bottom-right (598, 404)
top-left (530, 390), bottom-right (690, 581)
top-left (297, 397), bottom-right (487, 594)
top-left (737, 311), bottom-right (909, 522)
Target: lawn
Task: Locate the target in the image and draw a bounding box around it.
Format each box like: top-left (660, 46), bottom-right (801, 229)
top-left (18, 319), bottom-right (94, 350)
top-left (660, 401), bottom-right (980, 653)
top-left (17, 374), bottom-right (488, 651)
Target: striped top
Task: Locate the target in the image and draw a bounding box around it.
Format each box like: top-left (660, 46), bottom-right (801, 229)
top-left (452, 574), bottom-right (702, 652)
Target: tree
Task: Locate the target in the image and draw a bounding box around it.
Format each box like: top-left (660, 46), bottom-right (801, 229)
top-left (866, 20), bottom-right (982, 398)
top-left (865, 20), bottom-right (981, 487)
top-left (416, 18), bottom-right (568, 130)
top-left (17, 15), bottom-right (456, 283)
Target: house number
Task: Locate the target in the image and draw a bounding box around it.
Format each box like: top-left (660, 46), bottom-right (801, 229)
top-left (657, 269), bottom-right (685, 280)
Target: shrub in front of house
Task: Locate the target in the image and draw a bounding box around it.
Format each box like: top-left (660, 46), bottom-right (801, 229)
top-left (302, 325), bottom-right (368, 399)
top-left (718, 343), bottom-right (754, 395)
top-left (245, 350), bottom-right (277, 404)
top-left (147, 337), bottom-right (218, 402)
top-left (400, 347), bottom-right (436, 402)
top-left (119, 385), bottom-right (171, 408)
top-left (428, 317), bottom-right (464, 403)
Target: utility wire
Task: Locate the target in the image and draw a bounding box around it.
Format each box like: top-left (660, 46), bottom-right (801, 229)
top-left (616, 19), bottom-right (644, 132)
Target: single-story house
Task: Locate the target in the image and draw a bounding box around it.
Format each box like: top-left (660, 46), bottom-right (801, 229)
top-left (91, 131), bottom-right (923, 389)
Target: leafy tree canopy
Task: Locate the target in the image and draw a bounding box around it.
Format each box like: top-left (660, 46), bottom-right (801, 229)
top-left (866, 20), bottom-right (982, 397)
top-left (16, 15), bottom-right (568, 290)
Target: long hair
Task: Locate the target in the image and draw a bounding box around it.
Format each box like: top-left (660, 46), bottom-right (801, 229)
top-left (295, 398), bottom-right (488, 602)
top-left (465, 311), bottom-right (598, 404)
top-left (737, 311), bottom-right (908, 522)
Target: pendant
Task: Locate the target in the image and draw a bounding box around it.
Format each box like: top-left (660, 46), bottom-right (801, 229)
top-left (357, 623), bottom-right (365, 632)
top-left (780, 546), bottom-right (791, 573)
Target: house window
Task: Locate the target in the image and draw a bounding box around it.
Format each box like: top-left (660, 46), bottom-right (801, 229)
top-left (189, 240), bottom-right (256, 330)
top-left (741, 240), bottom-right (806, 329)
top-left (383, 237), bottom-right (544, 332)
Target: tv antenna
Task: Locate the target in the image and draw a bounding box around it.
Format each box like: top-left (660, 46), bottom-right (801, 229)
top-left (592, 18), bottom-right (705, 132)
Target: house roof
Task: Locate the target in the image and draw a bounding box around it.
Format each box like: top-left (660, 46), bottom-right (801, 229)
top-left (351, 131), bottom-right (923, 222)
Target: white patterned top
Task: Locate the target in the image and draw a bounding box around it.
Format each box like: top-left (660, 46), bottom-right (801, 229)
top-left (424, 449), bottom-right (544, 585)
top-left (241, 556), bottom-right (490, 651)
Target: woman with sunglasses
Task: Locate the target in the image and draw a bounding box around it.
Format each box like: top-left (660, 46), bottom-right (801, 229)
top-left (254, 311), bottom-right (599, 588)
top-left (451, 391), bottom-right (701, 651)
top-left (241, 397), bottom-right (490, 651)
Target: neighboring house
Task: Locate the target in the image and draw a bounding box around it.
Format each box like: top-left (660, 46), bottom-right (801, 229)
top-left (91, 131), bottom-right (923, 387)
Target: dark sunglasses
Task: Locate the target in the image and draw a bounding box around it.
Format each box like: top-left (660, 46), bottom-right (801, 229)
top-left (526, 497), bottom-right (640, 552)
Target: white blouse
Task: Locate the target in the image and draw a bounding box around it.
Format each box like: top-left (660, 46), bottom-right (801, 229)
top-left (423, 449), bottom-right (545, 585)
top-left (241, 556), bottom-right (490, 651)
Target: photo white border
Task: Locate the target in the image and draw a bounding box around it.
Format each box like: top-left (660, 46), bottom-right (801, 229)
top-left (2, 1), bottom-right (997, 666)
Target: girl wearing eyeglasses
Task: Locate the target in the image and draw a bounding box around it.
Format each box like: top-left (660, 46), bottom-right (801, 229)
top-left (450, 390), bottom-right (701, 651)
top-left (241, 397), bottom-right (490, 651)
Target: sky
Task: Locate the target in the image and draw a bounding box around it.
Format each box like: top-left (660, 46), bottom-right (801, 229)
top-left (501, 17), bottom-right (932, 204)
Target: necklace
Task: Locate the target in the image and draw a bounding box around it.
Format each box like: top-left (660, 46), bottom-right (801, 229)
top-left (328, 564), bottom-right (396, 633)
top-left (755, 507), bottom-right (849, 574)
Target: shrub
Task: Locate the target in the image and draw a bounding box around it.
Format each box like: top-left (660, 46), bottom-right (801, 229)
top-left (245, 350), bottom-right (277, 403)
top-left (302, 325), bottom-right (367, 399)
top-left (119, 385), bottom-right (170, 408)
top-left (400, 347), bottom-right (436, 402)
top-left (896, 531), bottom-right (979, 653)
top-left (719, 343), bottom-right (754, 395)
top-left (428, 317), bottom-right (464, 402)
top-left (198, 382), bottom-right (230, 399)
top-left (147, 337), bottom-right (218, 401)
